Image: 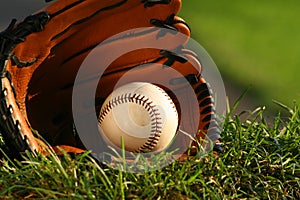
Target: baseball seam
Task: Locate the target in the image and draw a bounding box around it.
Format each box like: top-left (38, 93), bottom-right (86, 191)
top-left (98, 92), bottom-right (163, 152)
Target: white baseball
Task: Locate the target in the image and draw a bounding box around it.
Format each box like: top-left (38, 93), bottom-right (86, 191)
top-left (98, 82), bottom-right (178, 153)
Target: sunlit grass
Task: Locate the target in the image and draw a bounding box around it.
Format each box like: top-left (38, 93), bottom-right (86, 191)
top-left (0, 101), bottom-right (299, 199)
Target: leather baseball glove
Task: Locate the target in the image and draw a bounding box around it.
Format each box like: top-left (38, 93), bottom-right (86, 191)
top-left (0, 0), bottom-right (222, 159)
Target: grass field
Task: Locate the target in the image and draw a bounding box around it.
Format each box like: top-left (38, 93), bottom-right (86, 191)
top-left (0, 102), bottom-right (299, 199)
top-left (179, 1), bottom-right (300, 112)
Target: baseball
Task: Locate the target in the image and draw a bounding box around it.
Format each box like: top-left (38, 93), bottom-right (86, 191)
top-left (98, 82), bottom-right (179, 153)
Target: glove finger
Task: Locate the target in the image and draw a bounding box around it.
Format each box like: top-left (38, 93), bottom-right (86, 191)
top-left (45, 1), bottom-right (186, 67)
top-left (88, 29), bottom-right (193, 77)
top-left (12, 0), bottom-right (183, 65)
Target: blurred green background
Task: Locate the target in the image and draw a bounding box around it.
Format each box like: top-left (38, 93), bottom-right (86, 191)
top-left (1, 0), bottom-right (299, 118)
top-left (180, 0), bottom-right (300, 117)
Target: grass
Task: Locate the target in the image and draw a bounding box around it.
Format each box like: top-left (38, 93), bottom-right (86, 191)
top-left (0, 102), bottom-right (299, 199)
top-left (179, 0), bottom-right (300, 109)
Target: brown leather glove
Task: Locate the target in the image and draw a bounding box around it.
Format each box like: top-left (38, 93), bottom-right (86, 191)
top-left (0, 0), bottom-right (221, 158)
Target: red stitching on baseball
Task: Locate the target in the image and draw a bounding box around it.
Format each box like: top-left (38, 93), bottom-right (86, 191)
top-left (98, 92), bottom-right (163, 152)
